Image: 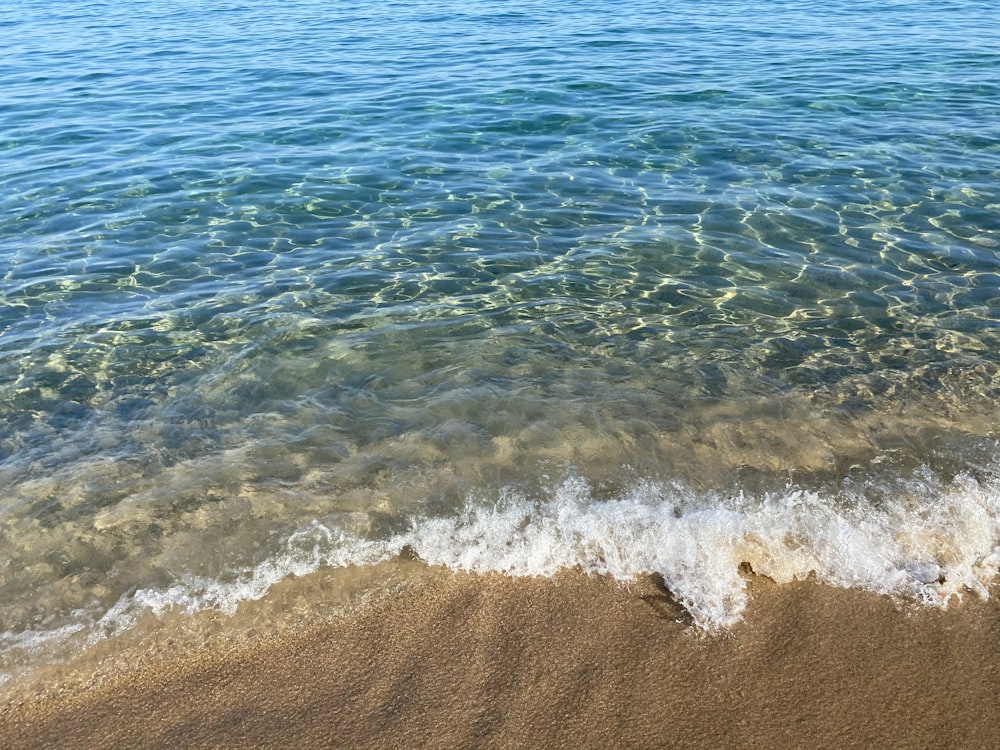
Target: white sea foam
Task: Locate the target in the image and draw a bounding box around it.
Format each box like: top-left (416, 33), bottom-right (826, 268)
top-left (3, 471), bottom-right (999, 673)
top-left (80, 472), bottom-right (1000, 635)
top-left (400, 473), bottom-right (1000, 627)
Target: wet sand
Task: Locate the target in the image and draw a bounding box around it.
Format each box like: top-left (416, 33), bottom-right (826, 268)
top-left (2, 567), bottom-right (999, 749)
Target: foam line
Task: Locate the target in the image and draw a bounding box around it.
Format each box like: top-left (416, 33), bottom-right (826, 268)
top-left (78, 472), bottom-right (1000, 635)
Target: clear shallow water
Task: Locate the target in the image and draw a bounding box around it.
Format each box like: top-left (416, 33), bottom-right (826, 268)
top-left (2, 0), bottom-right (1000, 674)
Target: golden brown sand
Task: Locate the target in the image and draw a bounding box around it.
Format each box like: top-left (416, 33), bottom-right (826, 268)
top-left (2, 566), bottom-right (999, 749)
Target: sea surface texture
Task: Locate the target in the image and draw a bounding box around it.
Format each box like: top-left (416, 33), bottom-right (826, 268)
top-left (2, 0), bottom-right (1000, 678)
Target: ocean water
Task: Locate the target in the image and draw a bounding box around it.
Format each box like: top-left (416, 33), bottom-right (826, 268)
top-left (2, 0), bottom-right (1000, 679)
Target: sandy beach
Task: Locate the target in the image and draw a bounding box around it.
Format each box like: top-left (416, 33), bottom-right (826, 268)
top-left (4, 1), bottom-right (1000, 748)
top-left (2, 565), bottom-right (998, 749)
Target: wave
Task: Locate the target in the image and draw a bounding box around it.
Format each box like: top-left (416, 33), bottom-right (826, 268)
top-left (3, 471), bottom-right (990, 654)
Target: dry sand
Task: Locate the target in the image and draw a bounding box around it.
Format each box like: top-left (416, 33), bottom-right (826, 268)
top-left (2, 566), bottom-right (998, 749)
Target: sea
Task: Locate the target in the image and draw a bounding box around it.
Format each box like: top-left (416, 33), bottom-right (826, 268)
top-left (2, 0), bottom-right (999, 685)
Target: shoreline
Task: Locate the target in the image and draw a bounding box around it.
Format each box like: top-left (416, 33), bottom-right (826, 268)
top-left (2, 567), bottom-right (999, 749)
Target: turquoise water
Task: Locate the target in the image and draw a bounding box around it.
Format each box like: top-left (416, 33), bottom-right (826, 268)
top-left (2, 0), bottom-right (1000, 671)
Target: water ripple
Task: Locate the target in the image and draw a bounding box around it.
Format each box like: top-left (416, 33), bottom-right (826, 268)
top-left (1, 0), bottom-right (1000, 660)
